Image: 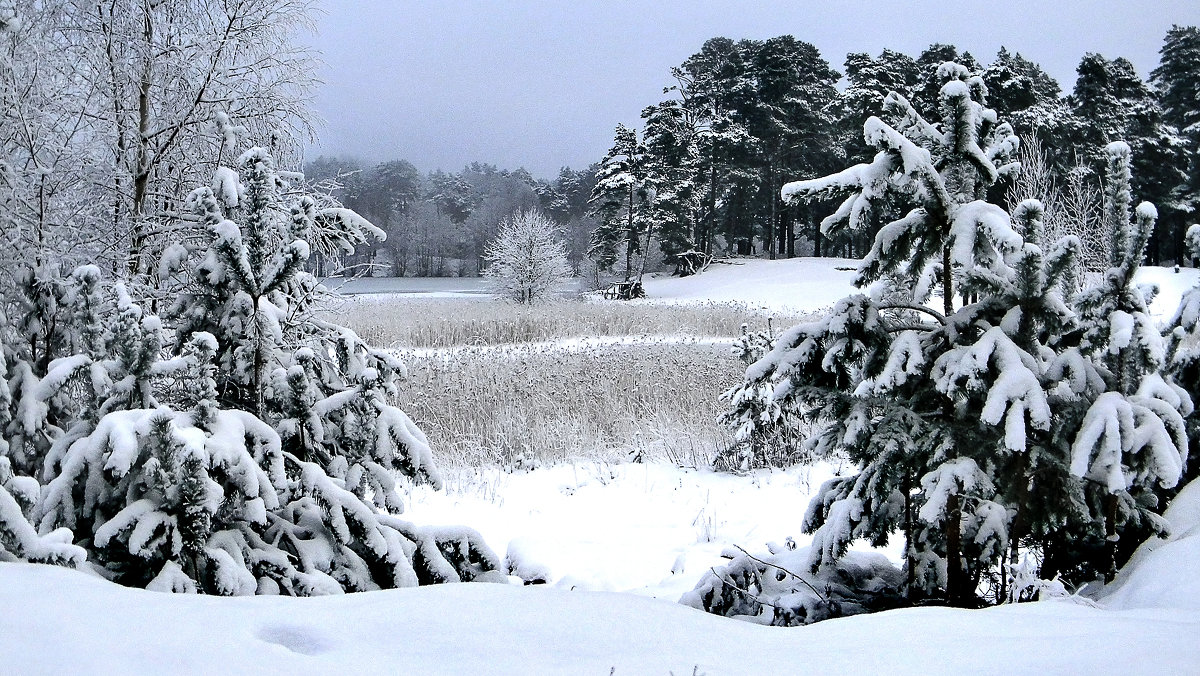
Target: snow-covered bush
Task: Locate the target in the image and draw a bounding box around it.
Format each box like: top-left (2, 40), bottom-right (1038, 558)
top-left (716, 320), bottom-right (809, 472)
top-left (0, 147), bottom-right (504, 593)
top-left (483, 209), bottom-right (573, 304)
top-left (720, 62), bottom-right (1189, 609)
top-left (681, 544), bottom-right (904, 625)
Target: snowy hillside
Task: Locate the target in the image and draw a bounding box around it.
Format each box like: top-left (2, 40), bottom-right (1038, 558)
top-left (3, 474), bottom-right (1198, 675)
top-left (639, 256), bottom-right (1200, 320)
top-left (639, 257), bottom-right (862, 313)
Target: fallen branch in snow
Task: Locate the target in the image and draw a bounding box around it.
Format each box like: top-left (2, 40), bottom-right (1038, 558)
top-left (709, 566), bottom-right (789, 613)
top-left (734, 545), bottom-right (829, 603)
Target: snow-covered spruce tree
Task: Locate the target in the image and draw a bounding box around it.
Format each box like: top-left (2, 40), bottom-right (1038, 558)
top-left (10, 147), bottom-right (503, 593)
top-left (710, 64), bottom-right (1188, 616)
top-left (1057, 142), bottom-right (1192, 581)
top-left (715, 319), bottom-right (807, 472)
top-left (1168, 221), bottom-right (1200, 481)
top-left (1, 456), bottom-right (85, 567)
top-left (483, 209), bottom-right (573, 304)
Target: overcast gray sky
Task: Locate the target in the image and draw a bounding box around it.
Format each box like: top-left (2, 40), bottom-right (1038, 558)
top-left (306, 1), bottom-right (1200, 178)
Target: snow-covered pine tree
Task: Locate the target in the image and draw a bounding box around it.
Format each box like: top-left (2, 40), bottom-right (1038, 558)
top-left (714, 63), bottom-right (1189, 614)
top-left (640, 100), bottom-right (705, 276)
top-left (1168, 222), bottom-right (1200, 481)
top-left (589, 124), bottom-right (650, 297)
top-left (1, 457), bottom-right (84, 567)
top-left (1062, 142), bottom-right (1191, 581)
top-left (1151, 25), bottom-right (1200, 220)
top-left (2, 145), bottom-right (503, 593)
top-left (716, 319), bottom-right (806, 471)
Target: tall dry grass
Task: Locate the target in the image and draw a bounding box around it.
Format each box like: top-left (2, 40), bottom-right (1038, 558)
top-left (395, 340), bottom-right (742, 468)
top-left (327, 296), bottom-right (806, 349)
top-left (327, 295), bottom-right (816, 468)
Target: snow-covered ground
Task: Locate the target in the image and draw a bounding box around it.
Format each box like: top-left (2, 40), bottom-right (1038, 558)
top-left (4, 471), bottom-right (1198, 675)
top-left (5, 258), bottom-right (1200, 674)
top-left (640, 256), bottom-right (862, 313)
top-left (642, 256), bottom-right (1200, 320)
top-left (407, 462), bottom-right (872, 599)
top-left (328, 257), bottom-right (1199, 321)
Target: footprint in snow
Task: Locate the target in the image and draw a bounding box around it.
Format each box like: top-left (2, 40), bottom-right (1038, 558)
top-left (256, 624), bottom-right (334, 656)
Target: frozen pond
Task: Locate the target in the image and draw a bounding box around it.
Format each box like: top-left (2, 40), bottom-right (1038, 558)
top-left (321, 276), bottom-right (590, 298)
top-left (320, 276), bottom-right (493, 297)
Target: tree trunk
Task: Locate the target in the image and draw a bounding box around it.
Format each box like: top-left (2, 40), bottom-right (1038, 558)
top-left (785, 208), bottom-right (795, 258)
top-left (946, 491), bottom-right (966, 605)
top-left (903, 473), bottom-right (915, 599)
top-left (1104, 493), bottom-right (1119, 582)
top-left (766, 163), bottom-right (777, 260)
top-left (128, 7), bottom-right (155, 276)
top-left (707, 160), bottom-right (717, 256)
top-left (941, 245), bottom-right (954, 316)
top-left (623, 185), bottom-right (636, 282)
top-left (252, 294), bottom-right (264, 417)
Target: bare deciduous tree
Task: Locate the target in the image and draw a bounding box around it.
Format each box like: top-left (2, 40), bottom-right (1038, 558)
top-left (0, 0), bottom-right (318, 284)
top-left (1006, 134), bottom-right (1107, 276)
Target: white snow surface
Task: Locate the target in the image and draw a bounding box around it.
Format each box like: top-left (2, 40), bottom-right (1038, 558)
top-left (324, 257), bottom-right (1198, 321)
top-left (638, 257), bottom-right (861, 313)
top-left (4, 465), bottom-right (1200, 674)
top-left (1100, 477), bottom-right (1200, 611)
top-left (640, 257), bottom-right (1198, 320)
top-left (407, 462), bottom-right (864, 599)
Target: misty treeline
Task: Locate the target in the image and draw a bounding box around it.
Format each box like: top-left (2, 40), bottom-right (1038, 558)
top-left (312, 28), bottom-right (1200, 283)
top-left (303, 158), bottom-right (599, 278)
top-left (593, 27), bottom-right (1200, 278)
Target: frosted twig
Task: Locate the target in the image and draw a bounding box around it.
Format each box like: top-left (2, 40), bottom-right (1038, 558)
top-left (733, 545), bottom-right (829, 603)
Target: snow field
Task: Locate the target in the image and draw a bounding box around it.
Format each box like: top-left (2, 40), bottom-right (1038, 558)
top-left (637, 256), bottom-right (864, 313)
top-left (403, 460), bottom-right (881, 599)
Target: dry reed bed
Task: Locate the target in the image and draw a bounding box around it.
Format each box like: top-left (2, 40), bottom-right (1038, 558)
top-left (396, 340), bottom-right (746, 467)
top-left (327, 296), bottom-right (806, 349)
top-left (326, 295), bottom-right (815, 467)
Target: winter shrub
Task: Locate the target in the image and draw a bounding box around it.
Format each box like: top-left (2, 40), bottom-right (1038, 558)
top-left (681, 545), bottom-right (905, 626)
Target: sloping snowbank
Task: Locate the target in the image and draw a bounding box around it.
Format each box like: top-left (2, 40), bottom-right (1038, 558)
top-left (1099, 478), bottom-right (1200, 611)
top-left (4, 474), bottom-right (1200, 674)
top-left (639, 257), bottom-right (861, 313)
top-left (637, 256), bottom-right (1199, 321)
top-left (2, 561), bottom-right (1197, 675)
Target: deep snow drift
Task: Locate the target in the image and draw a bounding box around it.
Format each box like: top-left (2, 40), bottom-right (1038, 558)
top-left (3, 490), bottom-right (1198, 675)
